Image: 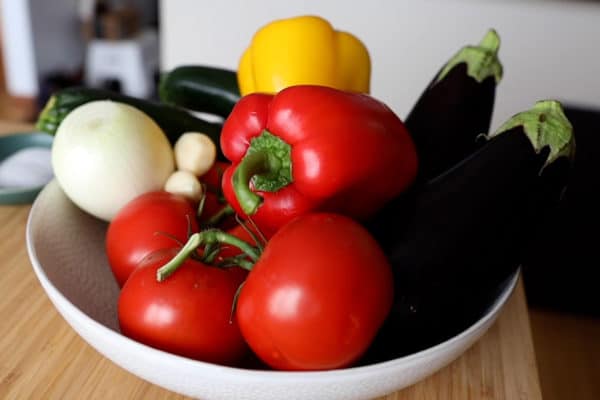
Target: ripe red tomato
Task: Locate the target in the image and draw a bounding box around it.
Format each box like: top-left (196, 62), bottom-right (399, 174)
top-left (118, 248), bottom-right (248, 365)
top-left (201, 160), bottom-right (230, 189)
top-left (198, 161), bottom-right (237, 229)
top-left (106, 191), bottom-right (198, 287)
top-left (235, 213), bottom-right (394, 371)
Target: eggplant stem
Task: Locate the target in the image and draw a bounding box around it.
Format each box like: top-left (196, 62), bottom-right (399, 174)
top-left (479, 29), bottom-right (500, 53)
top-left (436, 28), bottom-right (503, 84)
top-left (490, 100), bottom-right (575, 169)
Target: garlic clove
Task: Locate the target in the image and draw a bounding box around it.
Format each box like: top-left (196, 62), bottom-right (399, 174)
top-left (174, 132), bottom-right (217, 177)
top-left (164, 170), bottom-right (204, 202)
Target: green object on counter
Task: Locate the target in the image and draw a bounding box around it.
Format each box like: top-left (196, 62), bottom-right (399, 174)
top-left (159, 65), bottom-right (241, 119)
top-left (35, 86), bottom-right (227, 161)
top-left (0, 132), bottom-right (54, 204)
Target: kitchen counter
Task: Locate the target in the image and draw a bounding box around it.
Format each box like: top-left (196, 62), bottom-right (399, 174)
top-left (0, 124), bottom-right (543, 399)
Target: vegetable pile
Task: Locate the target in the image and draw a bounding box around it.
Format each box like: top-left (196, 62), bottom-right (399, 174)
top-left (41, 15), bottom-right (576, 371)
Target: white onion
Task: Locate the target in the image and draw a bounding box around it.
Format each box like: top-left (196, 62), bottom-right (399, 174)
top-left (51, 100), bottom-right (175, 221)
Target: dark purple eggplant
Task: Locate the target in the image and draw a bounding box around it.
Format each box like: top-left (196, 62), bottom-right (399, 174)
top-left (522, 104), bottom-right (600, 316)
top-left (405, 29), bottom-right (503, 182)
top-left (362, 100), bottom-right (575, 363)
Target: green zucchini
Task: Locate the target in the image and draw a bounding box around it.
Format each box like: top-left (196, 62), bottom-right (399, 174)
top-left (36, 86), bottom-right (226, 160)
top-left (159, 65), bottom-right (241, 119)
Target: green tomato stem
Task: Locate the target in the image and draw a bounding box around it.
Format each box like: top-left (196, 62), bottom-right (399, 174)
top-left (156, 233), bottom-right (203, 281)
top-left (210, 230), bottom-right (261, 262)
top-left (203, 204), bottom-right (235, 227)
top-left (155, 229), bottom-right (261, 282)
top-left (222, 256), bottom-right (255, 271)
top-left (201, 242), bottom-right (220, 264)
top-left (196, 183), bottom-right (208, 219)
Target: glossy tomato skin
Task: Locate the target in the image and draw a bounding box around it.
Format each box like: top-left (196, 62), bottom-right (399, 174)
top-left (118, 248), bottom-right (248, 366)
top-left (106, 191), bottom-right (198, 287)
top-left (236, 213), bottom-right (394, 371)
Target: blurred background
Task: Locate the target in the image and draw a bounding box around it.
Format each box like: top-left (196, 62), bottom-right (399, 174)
top-left (0, 1), bottom-right (598, 399)
top-left (1, 0), bottom-right (600, 126)
top-left (0, 0), bottom-right (159, 120)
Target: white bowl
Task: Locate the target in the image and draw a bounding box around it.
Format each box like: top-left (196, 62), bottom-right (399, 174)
top-left (26, 180), bottom-right (519, 400)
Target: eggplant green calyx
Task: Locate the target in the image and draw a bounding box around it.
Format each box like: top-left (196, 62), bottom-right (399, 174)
top-left (489, 100), bottom-right (575, 168)
top-left (436, 29), bottom-right (503, 84)
top-left (232, 130), bottom-right (292, 215)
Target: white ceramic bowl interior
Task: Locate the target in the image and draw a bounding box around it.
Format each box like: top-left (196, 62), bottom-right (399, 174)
top-left (26, 180), bottom-right (519, 400)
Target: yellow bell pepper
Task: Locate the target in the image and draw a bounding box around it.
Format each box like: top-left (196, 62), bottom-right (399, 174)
top-left (238, 15), bottom-right (371, 96)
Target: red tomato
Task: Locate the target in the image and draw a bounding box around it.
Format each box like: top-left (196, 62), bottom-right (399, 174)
top-left (106, 191), bottom-right (198, 287)
top-left (118, 248), bottom-right (248, 365)
top-left (199, 161), bottom-right (237, 229)
top-left (236, 213), bottom-right (394, 371)
top-left (201, 160), bottom-right (230, 189)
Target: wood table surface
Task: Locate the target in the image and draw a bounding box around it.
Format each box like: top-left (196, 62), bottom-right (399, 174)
top-left (0, 123), bottom-right (543, 399)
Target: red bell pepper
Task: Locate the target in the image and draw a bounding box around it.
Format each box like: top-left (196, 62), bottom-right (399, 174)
top-left (220, 85), bottom-right (418, 232)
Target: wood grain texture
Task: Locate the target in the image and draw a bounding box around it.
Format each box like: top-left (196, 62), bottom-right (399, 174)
top-left (376, 279), bottom-right (542, 400)
top-left (0, 126), bottom-right (543, 399)
top-left (530, 309), bottom-right (600, 400)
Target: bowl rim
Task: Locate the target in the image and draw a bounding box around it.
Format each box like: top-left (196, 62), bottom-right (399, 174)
top-left (25, 180), bottom-right (520, 381)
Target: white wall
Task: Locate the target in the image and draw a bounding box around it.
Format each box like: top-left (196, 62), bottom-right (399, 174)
top-left (1, 0), bottom-right (85, 97)
top-left (160, 0), bottom-right (600, 131)
top-left (1, 0), bottom-right (38, 97)
top-left (29, 0), bottom-right (85, 78)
